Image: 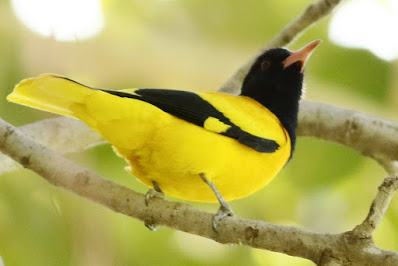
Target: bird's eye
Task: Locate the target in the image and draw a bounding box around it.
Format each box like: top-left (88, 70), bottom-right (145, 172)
top-left (260, 60), bottom-right (270, 71)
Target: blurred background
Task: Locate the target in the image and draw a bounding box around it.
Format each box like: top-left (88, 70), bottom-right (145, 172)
top-left (1, 0), bottom-right (398, 265)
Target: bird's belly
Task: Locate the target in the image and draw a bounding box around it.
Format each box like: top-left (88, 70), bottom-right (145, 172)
top-left (115, 118), bottom-right (290, 202)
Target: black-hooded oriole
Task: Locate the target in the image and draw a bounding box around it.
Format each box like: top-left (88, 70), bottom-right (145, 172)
top-left (7, 40), bottom-right (320, 211)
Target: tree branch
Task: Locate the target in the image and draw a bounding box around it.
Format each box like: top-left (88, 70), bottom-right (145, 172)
top-left (1, 117), bottom-right (398, 265)
top-left (0, 117), bottom-right (104, 175)
top-left (219, 0), bottom-right (343, 94)
top-left (352, 175), bottom-right (398, 239)
top-left (298, 101), bottom-right (398, 172)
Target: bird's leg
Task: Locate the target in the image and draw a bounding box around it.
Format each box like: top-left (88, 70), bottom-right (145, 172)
top-left (145, 181), bottom-right (165, 206)
top-left (144, 181), bottom-right (164, 231)
top-left (199, 173), bottom-right (234, 231)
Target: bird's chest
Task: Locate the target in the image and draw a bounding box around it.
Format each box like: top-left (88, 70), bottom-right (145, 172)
top-left (116, 118), bottom-right (291, 202)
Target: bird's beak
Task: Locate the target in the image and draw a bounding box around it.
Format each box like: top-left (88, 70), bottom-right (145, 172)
top-left (282, 39), bottom-right (321, 73)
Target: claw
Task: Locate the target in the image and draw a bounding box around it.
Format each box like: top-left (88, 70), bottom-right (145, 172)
top-left (145, 181), bottom-right (165, 206)
top-left (145, 189), bottom-right (164, 206)
top-left (144, 181), bottom-right (164, 231)
top-left (212, 204), bottom-right (234, 232)
top-left (144, 219), bottom-right (159, 231)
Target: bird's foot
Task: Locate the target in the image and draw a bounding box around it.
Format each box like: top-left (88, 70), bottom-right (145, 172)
top-left (144, 181), bottom-right (164, 231)
top-left (213, 201), bottom-right (234, 232)
top-left (145, 181), bottom-right (165, 206)
top-left (199, 173), bottom-right (234, 232)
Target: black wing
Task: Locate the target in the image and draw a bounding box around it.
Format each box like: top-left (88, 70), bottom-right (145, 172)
top-left (100, 88), bottom-right (279, 153)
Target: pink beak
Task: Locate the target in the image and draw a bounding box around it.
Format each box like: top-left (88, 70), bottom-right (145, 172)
top-left (282, 40), bottom-right (321, 73)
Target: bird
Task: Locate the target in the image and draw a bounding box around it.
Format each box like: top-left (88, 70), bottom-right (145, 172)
top-left (7, 40), bottom-right (320, 227)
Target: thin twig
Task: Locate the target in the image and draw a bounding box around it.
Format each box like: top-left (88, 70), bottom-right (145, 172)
top-left (352, 175), bottom-right (398, 238)
top-left (219, 0), bottom-right (342, 94)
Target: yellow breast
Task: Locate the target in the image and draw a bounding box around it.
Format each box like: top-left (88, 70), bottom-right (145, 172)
top-left (102, 93), bottom-right (291, 202)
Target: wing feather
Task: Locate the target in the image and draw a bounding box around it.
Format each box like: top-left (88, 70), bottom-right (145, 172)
top-left (99, 88), bottom-right (280, 153)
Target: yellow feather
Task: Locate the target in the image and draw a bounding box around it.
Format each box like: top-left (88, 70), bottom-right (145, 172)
top-left (7, 74), bottom-right (291, 202)
top-left (203, 117), bottom-right (230, 133)
top-left (7, 74), bottom-right (93, 118)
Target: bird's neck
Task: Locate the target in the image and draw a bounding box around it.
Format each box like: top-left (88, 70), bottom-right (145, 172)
top-left (266, 99), bottom-right (298, 154)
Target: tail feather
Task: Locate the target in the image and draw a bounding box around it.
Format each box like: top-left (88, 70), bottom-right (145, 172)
top-left (7, 74), bottom-right (95, 118)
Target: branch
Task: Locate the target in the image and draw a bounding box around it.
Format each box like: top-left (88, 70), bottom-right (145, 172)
top-left (0, 117), bottom-right (105, 175)
top-left (219, 0), bottom-right (342, 94)
top-left (352, 175), bottom-right (398, 238)
top-left (298, 101), bottom-right (398, 172)
top-left (1, 117), bottom-right (398, 265)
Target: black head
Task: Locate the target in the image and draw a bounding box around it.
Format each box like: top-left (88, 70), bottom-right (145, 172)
top-left (241, 40), bottom-right (321, 154)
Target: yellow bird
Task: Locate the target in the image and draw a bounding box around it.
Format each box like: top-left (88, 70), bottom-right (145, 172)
top-left (7, 40), bottom-right (320, 223)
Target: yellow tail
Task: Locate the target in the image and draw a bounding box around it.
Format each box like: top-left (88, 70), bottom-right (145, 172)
top-left (7, 74), bottom-right (95, 118)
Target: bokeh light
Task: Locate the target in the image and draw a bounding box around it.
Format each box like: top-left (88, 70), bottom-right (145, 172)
top-left (329, 0), bottom-right (398, 61)
top-left (11, 0), bottom-right (104, 41)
